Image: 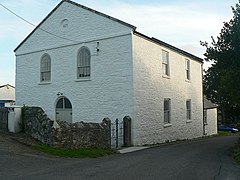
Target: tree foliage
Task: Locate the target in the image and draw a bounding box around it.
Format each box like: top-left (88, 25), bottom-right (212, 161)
top-left (202, 1), bottom-right (240, 123)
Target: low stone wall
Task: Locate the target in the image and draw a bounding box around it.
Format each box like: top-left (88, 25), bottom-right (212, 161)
top-left (53, 118), bottom-right (111, 148)
top-left (22, 107), bottom-right (111, 148)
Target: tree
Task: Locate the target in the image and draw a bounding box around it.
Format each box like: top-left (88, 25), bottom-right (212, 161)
top-left (201, 1), bottom-right (240, 123)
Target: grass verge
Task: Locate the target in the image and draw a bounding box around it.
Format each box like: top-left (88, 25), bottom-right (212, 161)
top-left (218, 131), bottom-right (238, 136)
top-left (233, 138), bottom-right (240, 165)
top-left (33, 144), bottom-right (117, 158)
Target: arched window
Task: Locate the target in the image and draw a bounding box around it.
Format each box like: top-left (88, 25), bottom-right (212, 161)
top-left (40, 54), bottom-right (51, 82)
top-left (77, 46), bottom-right (91, 79)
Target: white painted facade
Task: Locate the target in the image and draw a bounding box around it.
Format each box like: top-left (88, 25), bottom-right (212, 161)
top-left (15, 0), bottom-right (204, 145)
top-left (132, 34), bottom-right (203, 145)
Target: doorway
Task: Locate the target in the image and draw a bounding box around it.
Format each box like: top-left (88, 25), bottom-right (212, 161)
top-left (55, 97), bottom-right (72, 123)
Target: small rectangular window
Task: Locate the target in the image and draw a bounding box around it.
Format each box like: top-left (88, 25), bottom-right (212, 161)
top-left (164, 98), bottom-right (171, 124)
top-left (162, 50), bottom-right (169, 76)
top-left (185, 59), bottom-right (190, 80)
top-left (186, 99), bottom-right (191, 120)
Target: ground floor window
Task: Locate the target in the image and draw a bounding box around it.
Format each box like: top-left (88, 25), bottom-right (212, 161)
top-left (164, 98), bottom-right (171, 124)
top-left (186, 99), bottom-right (191, 120)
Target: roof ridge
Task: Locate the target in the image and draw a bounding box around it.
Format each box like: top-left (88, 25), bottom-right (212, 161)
top-left (0, 84), bottom-right (15, 89)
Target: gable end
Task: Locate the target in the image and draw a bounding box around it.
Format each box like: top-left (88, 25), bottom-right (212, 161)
top-left (14, 0), bottom-right (136, 53)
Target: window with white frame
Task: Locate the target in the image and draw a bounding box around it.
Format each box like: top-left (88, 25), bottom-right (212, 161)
top-left (162, 50), bottom-right (169, 76)
top-left (40, 54), bottom-right (51, 82)
top-left (77, 46), bottom-right (91, 79)
top-left (164, 98), bottom-right (171, 124)
top-left (185, 59), bottom-right (190, 80)
top-left (186, 99), bottom-right (191, 120)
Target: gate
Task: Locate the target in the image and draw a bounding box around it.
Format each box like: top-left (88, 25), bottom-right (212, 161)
top-left (111, 116), bottom-right (132, 149)
top-left (0, 108), bottom-right (8, 132)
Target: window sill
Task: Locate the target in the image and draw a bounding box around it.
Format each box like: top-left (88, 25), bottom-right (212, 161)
top-left (185, 79), bottom-right (191, 83)
top-left (39, 82), bottom-right (51, 85)
top-left (164, 123), bottom-right (172, 128)
top-left (75, 78), bottom-right (91, 82)
top-left (162, 75), bottom-right (170, 79)
top-left (186, 120), bottom-right (192, 123)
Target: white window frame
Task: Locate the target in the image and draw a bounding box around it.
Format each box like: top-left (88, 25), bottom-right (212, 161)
top-left (164, 98), bottom-right (171, 124)
top-left (40, 54), bottom-right (51, 82)
top-left (185, 59), bottom-right (190, 80)
top-left (186, 99), bottom-right (191, 120)
top-left (77, 46), bottom-right (91, 79)
top-left (162, 50), bottom-right (170, 76)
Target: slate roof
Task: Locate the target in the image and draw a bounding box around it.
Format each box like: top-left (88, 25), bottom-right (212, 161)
top-left (134, 31), bottom-right (203, 63)
top-left (204, 97), bottom-right (218, 109)
top-left (0, 84), bottom-right (15, 89)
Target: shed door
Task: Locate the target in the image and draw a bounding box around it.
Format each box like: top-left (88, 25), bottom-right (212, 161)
top-left (56, 97), bottom-right (72, 123)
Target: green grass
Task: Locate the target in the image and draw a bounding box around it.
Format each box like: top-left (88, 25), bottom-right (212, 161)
top-left (33, 144), bottom-right (117, 158)
top-left (218, 131), bottom-right (238, 136)
top-left (233, 138), bottom-right (240, 165)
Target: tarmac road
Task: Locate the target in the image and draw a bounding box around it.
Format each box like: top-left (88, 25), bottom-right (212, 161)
top-left (0, 133), bottom-right (239, 180)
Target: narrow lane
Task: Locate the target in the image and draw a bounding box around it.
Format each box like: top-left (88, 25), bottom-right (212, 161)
top-left (0, 135), bottom-right (239, 180)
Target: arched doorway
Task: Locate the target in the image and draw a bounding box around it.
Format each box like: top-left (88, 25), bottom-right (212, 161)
top-left (55, 97), bottom-right (72, 123)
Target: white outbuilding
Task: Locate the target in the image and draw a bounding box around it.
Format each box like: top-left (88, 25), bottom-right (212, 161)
top-left (0, 84), bottom-right (15, 107)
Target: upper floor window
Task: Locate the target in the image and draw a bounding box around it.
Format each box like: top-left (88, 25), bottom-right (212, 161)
top-left (185, 59), bottom-right (190, 80)
top-left (40, 54), bottom-right (51, 82)
top-left (162, 50), bottom-right (170, 76)
top-left (186, 99), bottom-right (191, 120)
top-left (77, 46), bottom-right (91, 79)
top-left (164, 98), bottom-right (171, 124)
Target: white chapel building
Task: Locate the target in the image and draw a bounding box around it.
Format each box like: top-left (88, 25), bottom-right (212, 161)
top-left (15, 0), bottom-right (207, 145)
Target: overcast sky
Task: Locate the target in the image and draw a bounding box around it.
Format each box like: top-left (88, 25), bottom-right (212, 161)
top-left (0, 0), bottom-right (237, 86)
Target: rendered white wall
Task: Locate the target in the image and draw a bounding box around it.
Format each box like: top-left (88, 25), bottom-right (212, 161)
top-left (15, 1), bottom-right (133, 55)
top-left (15, 2), bottom-right (134, 123)
top-left (132, 34), bottom-right (203, 145)
top-left (8, 107), bottom-right (22, 133)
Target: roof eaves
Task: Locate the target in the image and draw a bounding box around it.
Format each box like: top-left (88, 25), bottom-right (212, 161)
top-left (133, 31), bottom-right (203, 63)
top-left (14, 1), bottom-right (65, 52)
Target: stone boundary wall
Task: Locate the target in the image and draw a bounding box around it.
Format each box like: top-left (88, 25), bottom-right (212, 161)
top-left (22, 107), bottom-right (111, 148)
top-left (22, 107), bottom-right (54, 145)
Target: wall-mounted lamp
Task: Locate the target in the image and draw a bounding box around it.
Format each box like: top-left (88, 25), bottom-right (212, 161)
top-left (96, 42), bottom-right (99, 52)
top-left (57, 92), bottom-right (63, 96)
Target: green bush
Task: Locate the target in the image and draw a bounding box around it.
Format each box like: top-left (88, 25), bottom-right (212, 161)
top-left (233, 138), bottom-right (240, 164)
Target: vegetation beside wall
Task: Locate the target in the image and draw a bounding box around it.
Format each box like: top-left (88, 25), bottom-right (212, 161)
top-left (233, 138), bottom-right (240, 164)
top-left (33, 144), bottom-right (116, 158)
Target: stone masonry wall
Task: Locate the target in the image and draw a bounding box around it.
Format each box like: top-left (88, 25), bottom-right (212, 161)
top-left (53, 118), bottom-right (111, 148)
top-left (23, 107), bottom-right (111, 148)
top-left (23, 107), bottom-right (54, 145)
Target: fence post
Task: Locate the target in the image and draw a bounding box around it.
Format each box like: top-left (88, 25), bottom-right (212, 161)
top-left (116, 118), bottom-right (118, 148)
top-left (123, 116), bottom-right (132, 147)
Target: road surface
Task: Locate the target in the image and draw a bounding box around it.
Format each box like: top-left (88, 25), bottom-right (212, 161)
top-left (0, 134), bottom-right (239, 180)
